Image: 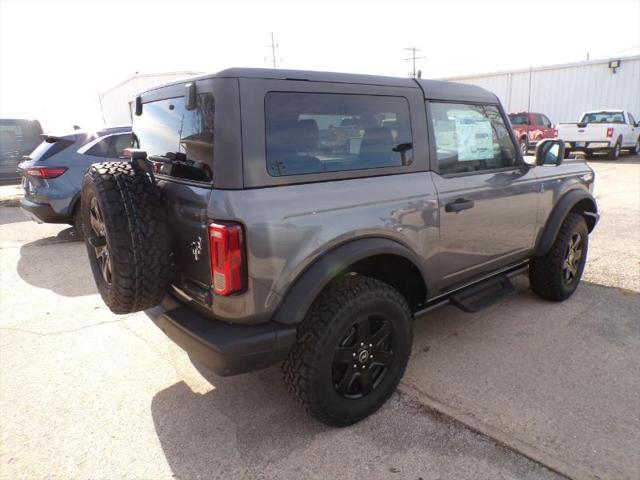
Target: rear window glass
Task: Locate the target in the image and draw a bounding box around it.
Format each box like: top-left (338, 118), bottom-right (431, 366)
top-left (580, 112), bottom-right (625, 124)
top-left (508, 114), bottom-right (528, 125)
top-left (133, 95), bottom-right (214, 182)
top-left (265, 92), bottom-right (413, 176)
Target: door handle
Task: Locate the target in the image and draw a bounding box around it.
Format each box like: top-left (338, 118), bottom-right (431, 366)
top-left (445, 197), bottom-right (475, 213)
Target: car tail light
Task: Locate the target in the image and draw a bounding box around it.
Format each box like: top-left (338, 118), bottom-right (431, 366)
top-left (606, 127), bottom-right (614, 138)
top-left (24, 167), bottom-right (67, 179)
top-left (552, 128), bottom-right (558, 138)
top-left (209, 222), bottom-right (245, 296)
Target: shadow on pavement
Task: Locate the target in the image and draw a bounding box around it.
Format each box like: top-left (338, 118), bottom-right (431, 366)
top-left (587, 153), bottom-right (640, 165)
top-left (150, 358), bottom-right (561, 480)
top-left (150, 365), bottom-right (326, 479)
top-left (406, 279), bottom-right (640, 479)
top-left (17, 229), bottom-right (97, 297)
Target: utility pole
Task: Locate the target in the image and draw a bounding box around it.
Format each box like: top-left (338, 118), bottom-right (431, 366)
top-left (268, 32), bottom-right (279, 69)
top-left (404, 47), bottom-right (426, 78)
top-left (527, 65), bottom-right (533, 112)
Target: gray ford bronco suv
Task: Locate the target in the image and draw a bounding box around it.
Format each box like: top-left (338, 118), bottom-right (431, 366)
top-left (80, 68), bottom-right (598, 426)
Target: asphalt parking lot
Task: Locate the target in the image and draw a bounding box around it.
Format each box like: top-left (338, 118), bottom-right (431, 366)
top-left (1, 155), bottom-right (638, 480)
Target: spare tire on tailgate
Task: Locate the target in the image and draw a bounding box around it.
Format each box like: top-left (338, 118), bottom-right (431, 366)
top-left (81, 162), bottom-right (171, 314)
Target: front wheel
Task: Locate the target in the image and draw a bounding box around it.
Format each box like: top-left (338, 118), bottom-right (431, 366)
top-left (529, 213), bottom-right (588, 301)
top-left (283, 276), bottom-right (413, 426)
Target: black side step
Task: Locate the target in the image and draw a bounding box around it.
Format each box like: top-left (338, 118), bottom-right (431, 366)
top-left (449, 275), bottom-right (516, 313)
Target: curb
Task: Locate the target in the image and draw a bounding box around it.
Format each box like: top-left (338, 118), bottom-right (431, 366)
top-left (399, 382), bottom-right (601, 480)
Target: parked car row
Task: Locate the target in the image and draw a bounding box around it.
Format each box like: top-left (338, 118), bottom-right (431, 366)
top-left (507, 109), bottom-right (640, 159)
top-left (0, 118), bottom-right (43, 184)
top-left (18, 126), bottom-right (132, 235)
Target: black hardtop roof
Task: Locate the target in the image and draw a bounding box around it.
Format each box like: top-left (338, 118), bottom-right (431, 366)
top-left (143, 68), bottom-right (497, 103)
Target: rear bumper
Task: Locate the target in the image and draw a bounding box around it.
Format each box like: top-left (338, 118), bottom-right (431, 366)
top-left (20, 197), bottom-right (71, 224)
top-left (146, 295), bottom-right (297, 376)
top-left (565, 141), bottom-right (611, 151)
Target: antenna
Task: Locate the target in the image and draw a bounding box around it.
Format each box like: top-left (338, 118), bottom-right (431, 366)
top-left (404, 47), bottom-right (426, 78)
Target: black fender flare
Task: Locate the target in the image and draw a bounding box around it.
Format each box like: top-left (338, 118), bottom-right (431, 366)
top-left (272, 237), bottom-right (428, 325)
top-left (534, 189), bottom-right (598, 257)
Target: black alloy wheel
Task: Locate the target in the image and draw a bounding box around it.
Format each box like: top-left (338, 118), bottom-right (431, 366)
top-left (88, 196), bottom-right (112, 285)
top-left (562, 232), bottom-right (583, 285)
top-left (332, 313), bottom-right (396, 399)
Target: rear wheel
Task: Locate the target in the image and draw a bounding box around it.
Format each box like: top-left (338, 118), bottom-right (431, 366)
top-left (283, 275), bottom-right (413, 426)
top-left (529, 213), bottom-right (588, 301)
top-left (631, 137), bottom-right (640, 155)
top-left (81, 162), bottom-right (171, 314)
top-left (71, 203), bottom-right (84, 241)
top-left (608, 139), bottom-right (621, 160)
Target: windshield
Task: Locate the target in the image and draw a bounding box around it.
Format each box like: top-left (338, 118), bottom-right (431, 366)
top-left (580, 112), bottom-right (625, 124)
top-left (132, 94), bottom-right (214, 182)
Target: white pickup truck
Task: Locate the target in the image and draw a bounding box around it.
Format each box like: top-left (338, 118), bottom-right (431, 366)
top-left (557, 110), bottom-right (639, 159)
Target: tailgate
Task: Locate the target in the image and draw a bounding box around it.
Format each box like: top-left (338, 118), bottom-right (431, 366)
top-left (161, 180), bottom-right (213, 307)
top-left (558, 124), bottom-right (608, 142)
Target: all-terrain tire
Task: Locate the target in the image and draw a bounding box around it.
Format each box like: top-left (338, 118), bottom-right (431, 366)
top-left (282, 275), bottom-right (413, 426)
top-left (529, 213), bottom-right (588, 301)
top-left (81, 162), bottom-right (171, 314)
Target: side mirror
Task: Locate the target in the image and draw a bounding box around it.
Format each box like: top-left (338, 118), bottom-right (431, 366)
top-left (535, 139), bottom-right (565, 166)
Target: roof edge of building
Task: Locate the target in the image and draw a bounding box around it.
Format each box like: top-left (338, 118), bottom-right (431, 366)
top-left (439, 54), bottom-right (640, 81)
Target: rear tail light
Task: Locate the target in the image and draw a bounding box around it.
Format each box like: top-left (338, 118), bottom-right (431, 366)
top-left (606, 127), bottom-right (614, 138)
top-left (24, 167), bottom-right (67, 179)
top-left (209, 222), bottom-right (245, 296)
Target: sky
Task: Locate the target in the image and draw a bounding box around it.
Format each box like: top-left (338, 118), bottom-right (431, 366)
top-left (1, 0), bottom-right (639, 131)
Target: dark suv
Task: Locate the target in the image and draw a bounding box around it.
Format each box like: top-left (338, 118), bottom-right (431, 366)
top-left (80, 68), bottom-right (598, 426)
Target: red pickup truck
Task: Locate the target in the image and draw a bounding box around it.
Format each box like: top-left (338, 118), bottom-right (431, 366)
top-left (508, 112), bottom-right (557, 154)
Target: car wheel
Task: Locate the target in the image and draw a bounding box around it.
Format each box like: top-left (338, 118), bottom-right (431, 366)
top-left (72, 208), bottom-right (84, 241)
top-left (632, 137), bottom-right (640, 155)
top-left (519, 138), bottom-right (528, 155)
top-left (529, 213), bottom-right (588, 301)
top-left (283, 275), bottom-right (413, 426)
top-left (608, 140), bottom-right (621, 160)
top-left (81, 162), bottom-right (171, 314)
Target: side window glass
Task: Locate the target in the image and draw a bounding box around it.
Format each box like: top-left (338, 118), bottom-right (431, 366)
top-left (628, 113), bottom-right (636, 125)
top-left (107, 134), bottom-right (132, 158)
top-left (265, 92), bottom-right (413, 176)
top-left (541, 115), bottom-right (552, 128)
top-left (429, 102), bottom-right (518, 175)
top-left (85, 137), bottom-right (112, 157)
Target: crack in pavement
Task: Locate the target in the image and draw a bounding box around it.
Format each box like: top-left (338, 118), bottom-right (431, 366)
top-left (0, 314), bottom-right (137, 337)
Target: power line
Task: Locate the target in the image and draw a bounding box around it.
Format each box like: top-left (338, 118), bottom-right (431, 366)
top-left (404, 47), bottom-right (426, 78)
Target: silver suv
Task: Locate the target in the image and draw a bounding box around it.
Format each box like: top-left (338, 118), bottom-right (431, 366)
top-left (80, 68), bottom-right (598, 426)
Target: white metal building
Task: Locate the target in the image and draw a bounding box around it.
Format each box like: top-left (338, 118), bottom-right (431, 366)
top-left (441, 55), bottom-right (639, 123)
top-left (100, 71), bottom-right (201, 126)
